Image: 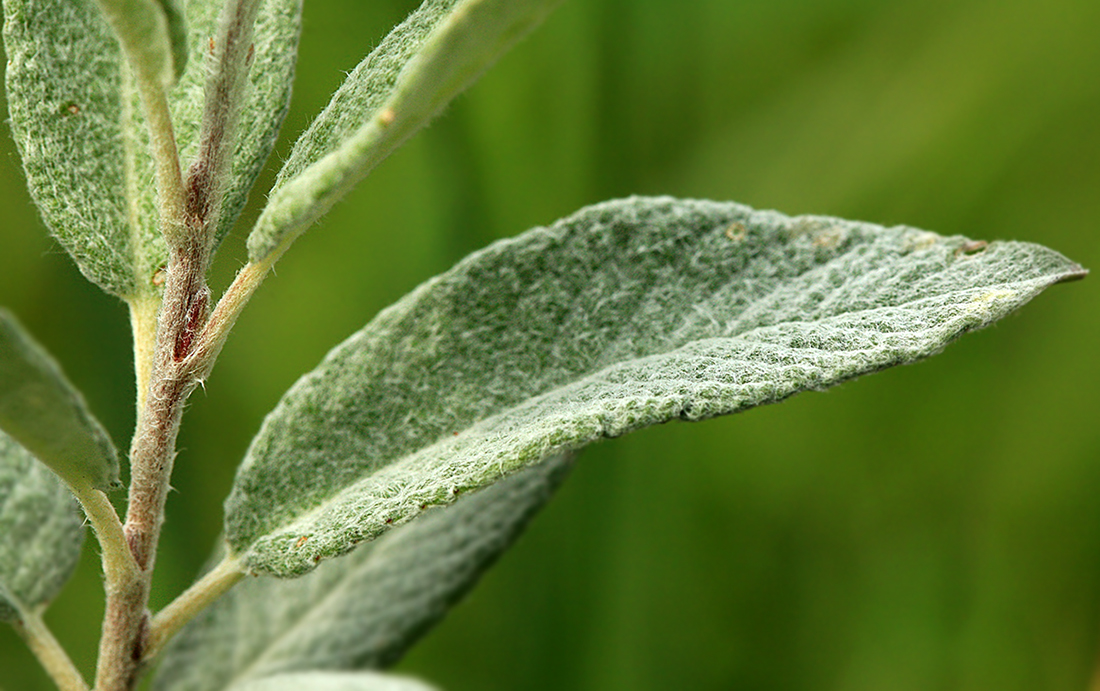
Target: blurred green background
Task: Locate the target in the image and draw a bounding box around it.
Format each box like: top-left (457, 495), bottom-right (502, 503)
top-left (2, 0), bottom-right (1099, 688)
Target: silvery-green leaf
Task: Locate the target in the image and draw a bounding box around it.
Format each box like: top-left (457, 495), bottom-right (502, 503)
top-left (246, 0), bottom-right (562, 262)
top-left (0, 431), bottom-right (85, 622)
top-left (126, 0), bottom-right (302, 275)
top-left (93, 0), bottom-right (184, 85)
top-left (168, 0), bottom-right (302, 244)
top-left (229, 672), bottom-right (438, 691)
top-left (0, 309), bottom-right (120, 492)
top-left (153, 456), bottom-right (569, 691)
top-left (3, 0), bottom-right (300, 298)
top-left (227, 197), bottom-right (1084, 578)
top-left (3, 0), bottom-right (135, 296)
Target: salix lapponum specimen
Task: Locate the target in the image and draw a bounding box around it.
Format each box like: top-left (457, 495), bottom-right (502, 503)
top-left (0, 0), bottom-right (1086, 690)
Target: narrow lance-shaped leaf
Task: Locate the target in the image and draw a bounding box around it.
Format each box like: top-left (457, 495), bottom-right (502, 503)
top-left (225, 197), bottom-right (1085, 577)
top-left (228, 672), bottom-right (438, 691)
top-left (154, 456), bottom-right (570, 691)
top-left (126, 0), bottom-right (303, 280)
top-left (246, 0), bottom-right (562, 262)
top-left (3, 0), bottom-right (134, 296)
top-left (0, 431), bottom-right (85, 622)
top-left (0, 309), bottom-right (119, 492)
top-left (3, 0), bottom-right (300, 298)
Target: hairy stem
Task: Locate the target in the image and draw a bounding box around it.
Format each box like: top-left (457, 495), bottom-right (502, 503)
top-left (70, 487), bottom-right (138, 588)
top-left (97, 239), bottom-right (210, 691)
top-left (14, 611), bottom-right (90, 691)
top-left (188, 235), bottom-right (289, 375)
top-left (146, 554), bottom-right (245, 660)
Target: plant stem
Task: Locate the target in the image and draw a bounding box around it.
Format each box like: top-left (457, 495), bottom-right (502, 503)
top-left (145, 554), bottom-right (245, 660)
top-left (188, 238), bottom-right (288, 374)
top-left (128, 293), bottom-right (161, 413)
top-left (69, 487), bottom-right (138, 588)
top-left (97, 239), bottom-right (210, 691)
top-left (14, 611), bottom-right (90, 691)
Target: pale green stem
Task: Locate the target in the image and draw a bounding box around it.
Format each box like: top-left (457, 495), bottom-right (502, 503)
top-left (186, 237), bottom-right (290, 379)
top-left (13, 610), bottom-right (90, 691)
top-left (69, 486), bottom-right (139, 587)
top-left (127, 293), bottom-right (161, 426)
top-left (145, 554), bottom-right (245, 661)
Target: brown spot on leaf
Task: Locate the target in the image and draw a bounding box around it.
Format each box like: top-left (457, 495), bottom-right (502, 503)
top-left (954, 240), bottom-right (988, 258)
top-left (294, 536), bottom-right (308, 548)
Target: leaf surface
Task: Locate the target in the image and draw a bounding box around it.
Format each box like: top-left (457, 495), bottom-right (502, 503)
top-left (154, 456), bottom-right (569, 691)
top-left (0, 309), bottom-right (119, 492)
top-left (228, 672), bottom-right (438, 691)
top-left (3, 0), bottom-right (300, 297)
top-left (226, 197), bottom-right (1084, 577)
top-left (3, 0), bottom-right (134, 295)
top-left (0, 431), bottom-right (85, 622)
top-left (246, 0), bottom-right (562, 262)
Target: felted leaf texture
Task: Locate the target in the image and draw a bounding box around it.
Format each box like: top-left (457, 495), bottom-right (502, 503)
top-left (2, 0), bottom-right (300, 297)
top-left (0, 431), bottom-right (85, 622)
top-left (153, 456), bottom-right (569, 691)
top-left (247, 0), bottom-right (562, 262)
top-left (225, 196), bottom-right (1084, 578)
top-left (228, 672), bottom-right (438, 691)
top-left (0, 309), bottom-right (119, 492)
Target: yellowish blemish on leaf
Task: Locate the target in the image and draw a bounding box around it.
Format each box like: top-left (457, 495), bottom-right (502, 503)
top-left (812, 226), bottom-right (846, 249)
top-left (902, 230), bottom-right (941, 252)
top-left (379, 107), bottom-right (396, 125)
top-left (724, 222), bottom-right (747, 242)
top-left (970, 289), bottom-right (1016, 303)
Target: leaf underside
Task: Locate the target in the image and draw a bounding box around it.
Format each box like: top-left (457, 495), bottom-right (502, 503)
top-left (225, 196), bottom-right (1083, 578)
top-left (2, 0), bottom-right (300, 297)
top-left (0, 431), bottom-right (85, 622)
top-left (154, 456), bottom-right (570, 691)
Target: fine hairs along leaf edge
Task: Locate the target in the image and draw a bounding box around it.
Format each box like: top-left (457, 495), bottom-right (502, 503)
top-left (222, 196), bottom-right (1085, 578)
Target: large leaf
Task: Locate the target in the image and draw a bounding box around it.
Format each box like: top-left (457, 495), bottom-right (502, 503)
top-left (153, 456), bottom-right (570, 691)
top-left (229, 672), bottom-right (438, 691)
top-left (0, 431), bottom-right (85, 622)
top-left (246, 0), bottom-right (562, 262)
top-left (0, 309), bottom-right (119, 492)
top-left (2, 0), bottom-right (300, 297)
top-left (226, 197), bottom-right (1084, 577)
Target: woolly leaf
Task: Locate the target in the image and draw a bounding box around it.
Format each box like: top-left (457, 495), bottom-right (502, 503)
top-left (0, 309), bottom-right (119, 492)
top-left (226, 197), bottom-right (1084, 577)
top-left (246, 0), bottom-right (562, 262)
top-left (93, 0), bottom-right (183, 86)
top-left (229, 672), bottom-right (438, 691)
top-left (0, 431), bottom-right (85, 622)
top-left (126, 0), bottom-right (303, 283)
top-left (2, 0), bottom-right (300, 298)
top-left (3, 0), bottom-right (135, 296)
top-left (154, 456), bottom-right (569, 691)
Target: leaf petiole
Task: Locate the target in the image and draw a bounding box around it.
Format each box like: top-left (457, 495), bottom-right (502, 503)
top-left (145, 554), bottom-right (245, 662)
top-left (12, 608), bottom-right (89, 691)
